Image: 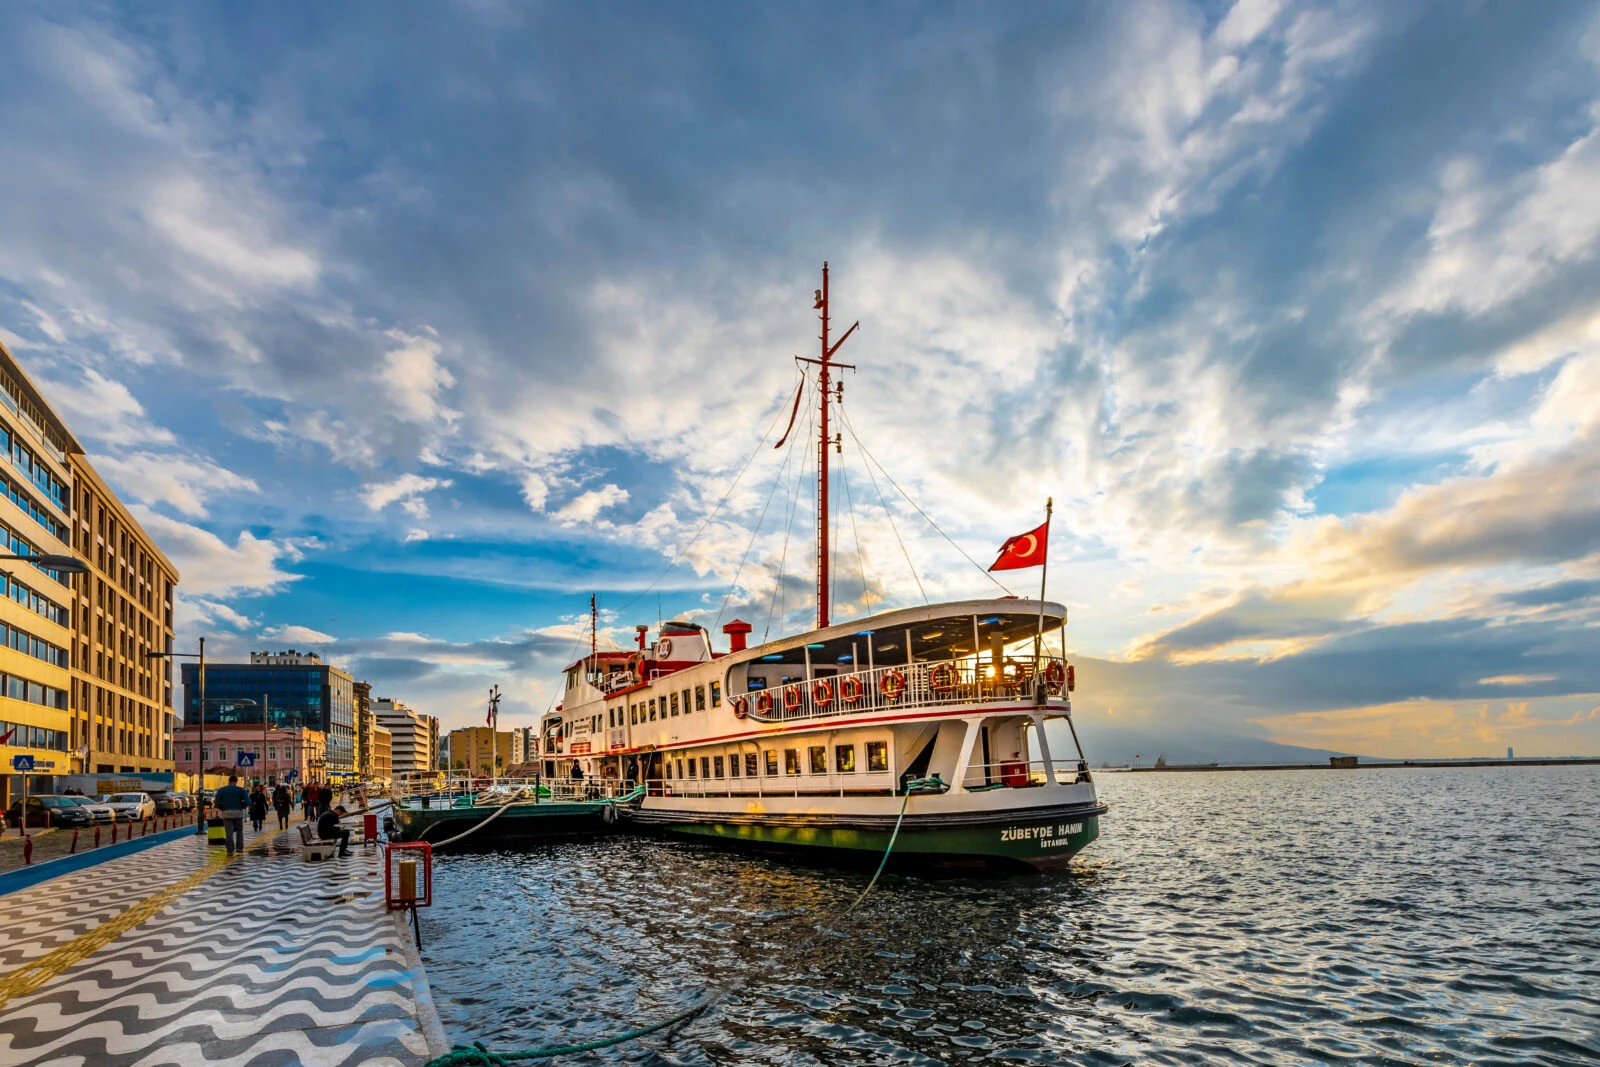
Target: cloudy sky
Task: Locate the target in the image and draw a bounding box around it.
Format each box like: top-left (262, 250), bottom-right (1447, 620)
top-left (2, 0), bottom-right (1598, 758)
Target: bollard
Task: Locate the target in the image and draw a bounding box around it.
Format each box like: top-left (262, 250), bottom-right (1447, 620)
top-left (111, 821), bottom-right (119, 844)
top-left (22, 833), bottom-right (32, 866)
top-left (94, 826), bottom-right (102, 848)
top-left (70, 828), bottom-right (79, 853)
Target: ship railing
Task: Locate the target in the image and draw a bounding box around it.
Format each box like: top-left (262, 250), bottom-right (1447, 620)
top-left (959, 759), bottom-right (1092, 791)
top-left (745, 654), bottom-right (1071, 724)
top-left (393, 774), bottom-right (635, 806)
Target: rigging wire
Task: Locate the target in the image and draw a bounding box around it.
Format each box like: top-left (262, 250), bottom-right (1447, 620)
top-left (837, 402), bottom-right (1015, 597)
top-left (714, 376), bottom-right (813, 631)
top-left (837, 442), bottom-right (872, 616)
top-left (844, 406), bottom-right (927, 606)
top-left (765, 383), bottom-right (816, 642)
top-left (616, 368), bottom-right (805, 617)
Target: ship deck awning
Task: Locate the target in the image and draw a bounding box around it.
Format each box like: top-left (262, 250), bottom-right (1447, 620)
top-left (724, 599), bottom-right (1066, 671)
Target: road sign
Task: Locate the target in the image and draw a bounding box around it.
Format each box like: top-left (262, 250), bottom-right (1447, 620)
top-left (10, 755), bottom-right (33, 771)
top-left (284, 769), bottom-right (299, 781)
top-left (236, 753), bottom-right (256, 767)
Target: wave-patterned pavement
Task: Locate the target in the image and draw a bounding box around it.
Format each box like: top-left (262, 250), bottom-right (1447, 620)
top-left (0, 823), bottom-right (441, 1066)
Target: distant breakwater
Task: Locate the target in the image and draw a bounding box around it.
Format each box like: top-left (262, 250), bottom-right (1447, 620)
top-left (1108, 757), bottom-right (1600, 772)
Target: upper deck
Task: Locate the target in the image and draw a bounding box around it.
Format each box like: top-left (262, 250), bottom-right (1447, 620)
top-left (541, 599), bottom-right (1075, 759)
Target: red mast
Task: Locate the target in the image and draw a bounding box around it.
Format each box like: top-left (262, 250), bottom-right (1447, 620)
top-left (810, 263), bottom-right (857, 630)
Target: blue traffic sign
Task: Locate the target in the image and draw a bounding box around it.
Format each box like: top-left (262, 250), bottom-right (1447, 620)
top-left (284, 769), bottom-right (299, 781)
top-left (236, 753), bottom-right (256, 767)
top-left (10, 754), bottom-right (34, 771)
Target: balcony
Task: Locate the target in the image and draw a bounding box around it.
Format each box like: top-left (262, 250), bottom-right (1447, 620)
top-left (736, 654), bottom-right (1073, 725)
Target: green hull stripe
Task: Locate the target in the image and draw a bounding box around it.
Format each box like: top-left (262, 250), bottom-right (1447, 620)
top-left (665, 813), bottom-right (1100, 863)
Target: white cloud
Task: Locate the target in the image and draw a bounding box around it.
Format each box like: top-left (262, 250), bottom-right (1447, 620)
top-left (260, 624), bottom-right (337, 645)
top-left (360, 474), bottom-right (452, 513)
top-left (380, 327), bottom-right (458, 424)
top-left (555, 483), bottom-right (629, 524)
top-left (91, 451), bottom-right (256, 518)
top-left (131, 508), bottom-right (300, 598)
top-left (34, 368), bottom-right (175, 448)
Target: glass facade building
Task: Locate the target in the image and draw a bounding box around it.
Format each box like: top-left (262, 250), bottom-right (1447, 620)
top-left (181, 660), bottom-right (356, 772)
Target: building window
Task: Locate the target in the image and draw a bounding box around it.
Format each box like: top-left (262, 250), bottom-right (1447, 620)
top-left (218, 745), bottom-right (228, 761)
top-left (267, 746), bottom-right (277, 760)
top-left (670, 693), bottom-right (679, 716)
top-left (809, 746), bottom-right (827, 774)
top-left (764, 750), bottom-right (778, 776)
top-left (713, 756), bottom-right (724, 778)
top-left (710, 682), bottom-right (721, 707)
top-left (784, 749), bottom-right (800, 775)
top-left (695, 685), bottom-right (706, 712)
top-left (836, 745), bottom-right (856, 773)
top-left (701, 757), bottom-right (711, 779)
top-left (867, 741), bottom-right (889, 772)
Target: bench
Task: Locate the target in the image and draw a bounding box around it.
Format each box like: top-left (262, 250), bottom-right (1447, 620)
top-left (297, 821), bottom-right (339, 862)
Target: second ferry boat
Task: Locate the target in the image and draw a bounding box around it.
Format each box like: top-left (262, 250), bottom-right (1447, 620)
top-left (536, 263), bottom-right (1105, 870)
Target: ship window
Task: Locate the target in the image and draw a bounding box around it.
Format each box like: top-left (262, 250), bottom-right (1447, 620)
top-left (867, 741), bottom-right (889, 772)
top-left (670, 693), bottom-right (679, 716)
top-left (764, 750), bottom-right (778, 776)
top-left (666, 761), bottom-right (673, 779)
top-left (809, 746), bottom-right (826, 774)
top-left (710, 682), bottom-right (721, 707)
top-left (682, 689), bottom-right (691, 714)
top-left (695, 685), bottom-right (706, 711)
top-left (630, 705), bottom-right (637, 725)
top-left (713, 756), bottom-right (724, 778)
top-left (687, 758), bottom-right (697, 778)
top-left (747, 677), bottom-right (766, 691)
top-left (701, 757), bottom-right (711, 778)
top-left (836, 745), bottom-right (856, 773)
top-left (728, 753), bottom-right (740, 777)
top-left (746, 752), bottom-right (759, 777)
top-left (784, 749), bottom-right (800, 775)
top-left (649, 699), bottom-right (657, 721)
top-left (675, 759), bottom-right (683, 778)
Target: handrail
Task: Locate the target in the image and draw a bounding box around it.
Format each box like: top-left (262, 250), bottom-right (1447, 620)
top-left (392, 774), bottom-right (635, 805)
top-left (742, 654), bottom-right (1070, 724)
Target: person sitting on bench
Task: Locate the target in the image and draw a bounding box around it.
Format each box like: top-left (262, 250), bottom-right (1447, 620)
top-left (317, 804), bottom-right (351, 857)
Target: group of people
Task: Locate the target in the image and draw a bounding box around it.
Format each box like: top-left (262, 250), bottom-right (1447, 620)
top-left (211, 777), bottom-right (354, 857)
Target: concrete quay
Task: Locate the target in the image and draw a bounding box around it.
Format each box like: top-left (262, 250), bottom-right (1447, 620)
top-left (0, 821), bottom-right (448, 1066)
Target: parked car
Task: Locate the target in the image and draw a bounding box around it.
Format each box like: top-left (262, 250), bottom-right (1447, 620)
top-left (6, 795), bottom-right (95, 828)
top-left (102, 792), bottom-right (156, 822)
top-left (66, 796), bottom-right (116, 824)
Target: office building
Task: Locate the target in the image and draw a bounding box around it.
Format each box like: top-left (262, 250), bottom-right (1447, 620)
top-left (372, 721), bottom-right (392, 783)
top-left (172, 724), bottom-right (325, 785)
top-left (510, 725), bottom-right (536, 766)
top-left (354, 680), bottom-right (377, 779)
top-left (181, 650), bottom-right (356, 774)
top-left (372, 697), bottom-right (436, 779)
top-left (0, 341), bottom-right (179, 806)
top-left (447, 726), bottom-right (512, 776)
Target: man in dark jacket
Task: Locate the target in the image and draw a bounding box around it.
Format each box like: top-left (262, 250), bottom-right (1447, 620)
top-left (213, 775), bottom-right (251, 856)
top-left (317, 804), bottom-right (351, 857)
top-left (272, 784), bottom-right (292, 830)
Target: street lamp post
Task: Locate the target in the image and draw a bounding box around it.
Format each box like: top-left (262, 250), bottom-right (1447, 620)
top-left (145, 638), bottom-right (206, 834)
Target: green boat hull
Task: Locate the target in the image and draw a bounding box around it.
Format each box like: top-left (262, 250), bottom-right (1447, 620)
top-left (391, 800), bottom-right (617, 848)
top-left (636, 807), bottom-right (1103, 871)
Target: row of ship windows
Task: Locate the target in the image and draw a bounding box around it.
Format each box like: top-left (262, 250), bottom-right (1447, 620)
top-left (621, 681), bottom-right (724, 727)
top-left (666, 741), bottom-right (891, 781)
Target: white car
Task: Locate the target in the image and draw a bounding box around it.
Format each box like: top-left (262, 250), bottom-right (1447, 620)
top-left (102, 792), bottom-right (155, 822)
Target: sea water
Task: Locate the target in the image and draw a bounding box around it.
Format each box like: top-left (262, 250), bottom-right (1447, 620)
top-left (420, 764), bottom-right (1599, 1065)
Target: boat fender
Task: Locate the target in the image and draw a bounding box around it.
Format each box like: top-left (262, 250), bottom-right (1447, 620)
top-left (756, 690), bottom-right (774, 716)
top-left (657, 638), bottom-right (673, 660)
top-left (732, 695), bottom-right (749, 719)
top-left (783, 685), bottom-right (803, 712)
top-left (838, 675), bottom-right (863, 704)
top-left (929, 662), bottom-right (958, 692)
top-left (812, 679), bottom-right (833, 707)
top-left (881, 669), bottom-right (907, 700)
top-left (602, 803), bottom-right (618, 825)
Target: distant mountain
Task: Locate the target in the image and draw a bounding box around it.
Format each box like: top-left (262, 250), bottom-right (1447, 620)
top-left (1064, 725), bottom-right (1355, 767)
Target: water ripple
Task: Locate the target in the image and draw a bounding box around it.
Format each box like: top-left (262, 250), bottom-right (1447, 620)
top-left (420, 764), bottom-right (1600, 1065)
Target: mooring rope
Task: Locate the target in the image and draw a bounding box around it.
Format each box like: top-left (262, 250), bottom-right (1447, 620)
top-left (419, 777), bottom-right (946, 1065)
top-left (416, 800), bottom-right (518, 847)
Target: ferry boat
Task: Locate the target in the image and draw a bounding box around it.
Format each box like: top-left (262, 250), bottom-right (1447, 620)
top-left (534, 263), bottom-right (1105, 870)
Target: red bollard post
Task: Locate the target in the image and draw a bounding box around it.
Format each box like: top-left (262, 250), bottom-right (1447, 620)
top-left (94, 826), bottom-right (102, 848)
top-left (22, 833), bottom-right (32, 866)
top-left (70, 828), bottom-right (79, 853)
top-left (111, 821), bottom-right (119, 844)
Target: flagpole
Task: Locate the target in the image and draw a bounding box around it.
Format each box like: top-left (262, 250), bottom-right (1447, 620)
top-left (1033, 498), bottom-right (1052, 673)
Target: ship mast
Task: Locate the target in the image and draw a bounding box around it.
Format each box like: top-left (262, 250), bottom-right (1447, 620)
top-left (810, 262), bottom-right (858, 629)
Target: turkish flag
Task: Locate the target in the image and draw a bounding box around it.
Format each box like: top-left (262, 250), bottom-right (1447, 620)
top-left (989, 520), bottom-right (1049, 571)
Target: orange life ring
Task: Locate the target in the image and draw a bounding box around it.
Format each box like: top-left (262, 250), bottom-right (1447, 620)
top-left (473, 775), bottom-right (490, 790)
top-left (732, 695), bottom-right (749, 719)
top-left (812, 679), bottom-right (833, 707)
top-left (929, 662), bottom-right (958, 692)
top-left (756, 690), bottom-right (774, 716)
top-left (880, 670), bottom-right (906, 700)
top-left (838, 675), bottom-right (863, 704)
top-left (783, 686), bottom-right (803, 712)
top-left (1045, 660), bottom-right (1066, 693)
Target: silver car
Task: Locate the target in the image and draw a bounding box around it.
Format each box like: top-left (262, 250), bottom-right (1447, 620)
top-left (67, 796), bottom-right (116, 824)
top-left (102, 792), bottom-right (156, 822)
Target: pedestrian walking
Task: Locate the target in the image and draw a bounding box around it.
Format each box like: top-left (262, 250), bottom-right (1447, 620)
top-left (214, 775), bottom-right (250, 856)
top-left (248, 784), bottom-right (269, 832)
top-left (272, 783), bottom-right (292, 830)
top-left (302, 784), bottom-right (316, 821)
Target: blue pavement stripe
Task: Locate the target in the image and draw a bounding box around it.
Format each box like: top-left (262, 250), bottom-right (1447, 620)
top-left (0, 826), bottom-right (204, 898)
